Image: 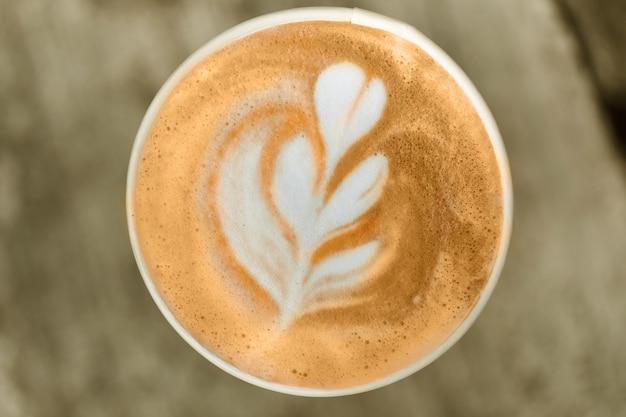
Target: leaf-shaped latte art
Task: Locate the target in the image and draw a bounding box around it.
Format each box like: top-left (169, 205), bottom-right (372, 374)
top-left (215, 63), bottom-right (390, 326)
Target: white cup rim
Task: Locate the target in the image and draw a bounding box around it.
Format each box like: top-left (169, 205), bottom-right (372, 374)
top-left (126, 6), bottom-right (513, 397)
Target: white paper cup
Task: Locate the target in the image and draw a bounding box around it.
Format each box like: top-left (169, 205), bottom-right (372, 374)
top-left (127, 7), bottom-right (513, 397)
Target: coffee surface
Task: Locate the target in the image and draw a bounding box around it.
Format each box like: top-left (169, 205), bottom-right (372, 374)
top-left (132, 21), bottom-right (503, 388)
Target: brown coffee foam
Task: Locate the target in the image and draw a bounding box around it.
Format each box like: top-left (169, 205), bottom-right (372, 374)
top-left (133, 21), bottom-right (503, 388)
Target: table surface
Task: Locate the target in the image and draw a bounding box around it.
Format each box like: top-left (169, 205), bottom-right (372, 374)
top-left (1, 0), bottom-right (625, 416)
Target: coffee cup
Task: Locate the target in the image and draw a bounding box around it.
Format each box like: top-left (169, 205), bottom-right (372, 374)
top-left (127, 7), bottom-right (512, 396)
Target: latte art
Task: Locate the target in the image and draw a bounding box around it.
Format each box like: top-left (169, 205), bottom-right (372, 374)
top-left (212, 63), bottom-right (390, 325)
top-left (131, 19), bottom-right (505, 390)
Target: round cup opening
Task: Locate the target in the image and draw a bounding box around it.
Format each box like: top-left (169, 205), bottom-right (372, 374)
top-left (126, 7), bottom-right (512, 397)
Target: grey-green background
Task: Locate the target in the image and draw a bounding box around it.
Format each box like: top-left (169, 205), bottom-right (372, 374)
top-left (1, 0), bottom-right (625, 416)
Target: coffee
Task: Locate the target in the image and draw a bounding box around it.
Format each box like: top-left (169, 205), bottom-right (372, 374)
top-left (131, 19), bottom-right (503, 389)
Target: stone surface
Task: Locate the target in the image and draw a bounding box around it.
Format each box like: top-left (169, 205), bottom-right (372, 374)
top-left (557, 0), bottom-right (626, 154)
top-left (1, 0), bottom-right (625, 415)
top-left (558, 0), bottom-right (626, 105)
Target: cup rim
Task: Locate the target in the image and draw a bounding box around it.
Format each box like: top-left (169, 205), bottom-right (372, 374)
top-left (126, 6), bottom-right (513, 397)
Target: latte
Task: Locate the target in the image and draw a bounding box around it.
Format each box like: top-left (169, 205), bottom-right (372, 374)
top-left (130, 13), bottom-right (506, 391)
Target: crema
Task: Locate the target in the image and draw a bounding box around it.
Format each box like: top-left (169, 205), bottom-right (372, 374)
top-left (132, 20), bottom-right (503, 389)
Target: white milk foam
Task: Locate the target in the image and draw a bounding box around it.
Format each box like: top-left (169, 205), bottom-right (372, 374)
top-left (215, 63), bottom-right (389, 325)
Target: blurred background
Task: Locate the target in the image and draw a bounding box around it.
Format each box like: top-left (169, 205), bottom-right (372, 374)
top-left (1, 0), bottom-right (625, 415)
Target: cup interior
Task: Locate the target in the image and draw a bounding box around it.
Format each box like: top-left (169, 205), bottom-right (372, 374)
top-left (126, 7), bottom-right (513, 397)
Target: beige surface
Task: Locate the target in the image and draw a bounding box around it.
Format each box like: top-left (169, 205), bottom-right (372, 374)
top-left (1, 0), bottom-right (625, 415)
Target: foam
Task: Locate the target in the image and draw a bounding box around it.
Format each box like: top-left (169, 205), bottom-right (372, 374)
top-left (132, 21), bottom-right (503, 388)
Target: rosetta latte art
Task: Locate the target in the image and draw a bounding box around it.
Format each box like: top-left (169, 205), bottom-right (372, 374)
top-left (213, 63), bottom-right (390, 325)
